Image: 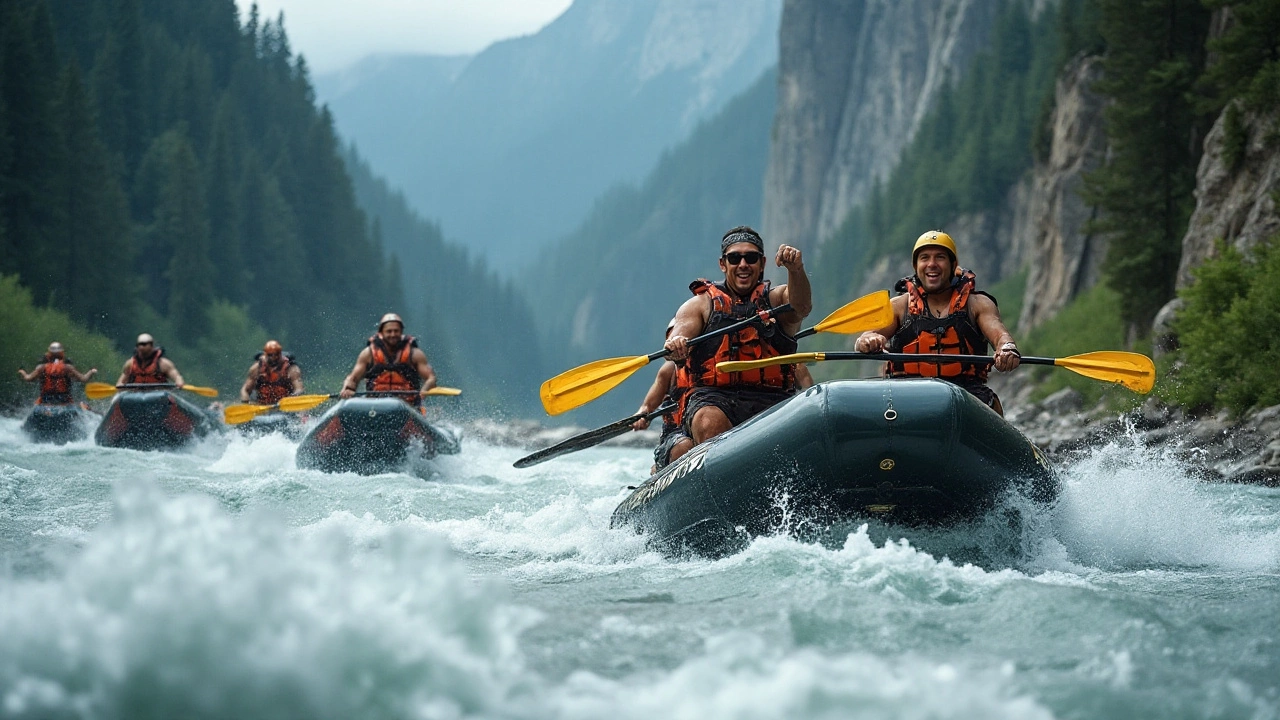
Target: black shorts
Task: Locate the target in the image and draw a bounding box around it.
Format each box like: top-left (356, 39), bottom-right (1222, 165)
top-left (953, 380), bottom-right (1003, 415)
top-left (653, 427), bottom-right (691, 471)
top-left (681, 386), bottom-right (793, 435)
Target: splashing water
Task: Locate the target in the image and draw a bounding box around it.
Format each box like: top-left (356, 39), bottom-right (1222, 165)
top-left (0, 417), bottom-right (1276, 719)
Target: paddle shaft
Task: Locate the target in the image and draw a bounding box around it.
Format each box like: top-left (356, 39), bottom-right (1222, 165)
top-left (810, 351), bottom-right (1040, 366)
top-left (514, 402), bottom-right (677, 469)
top-left (661, 303), bottom-right (794, 362)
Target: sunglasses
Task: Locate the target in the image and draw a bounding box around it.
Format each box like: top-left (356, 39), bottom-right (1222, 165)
top-left (723, 251), bottom-right (764, 265)
top-left (136, 342), bottom-right (153, 347)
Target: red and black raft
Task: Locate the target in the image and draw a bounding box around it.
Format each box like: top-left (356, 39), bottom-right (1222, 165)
top-left (94, 387), bottom-right (218, 451)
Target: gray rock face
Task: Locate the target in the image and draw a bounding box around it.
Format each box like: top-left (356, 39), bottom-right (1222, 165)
top-left (1016, 54), bottom-right (1109, 331)
top-left (1175, 102), bottom-right (1280, 289)
top-left (763, 0), bottom-right (999, 247)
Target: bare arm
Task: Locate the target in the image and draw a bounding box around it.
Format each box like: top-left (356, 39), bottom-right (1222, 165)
top-left (117, 361), bottom-right (132, 386)
top-left (289, 365), bottom-right (304, 395)
top-left (633, 361), bottom-right (676, 430)
top-left (66, 364), bottom-right (97, 383)
top-left (770, 244), bottom-right (812, 336)
top-left (970, 294), bottom-right (1020, 372)
top-left (794, 363), bottom-right (814, 390)
top-left (161, 358), bottom-right (185, 387)
top-left (17, 364), bottom-right (42, 382)
top-left (340, 349), bottom-right (374, 398)
top-left (240, 365), bottom-right (259, 402)
top-left (854, 295), bottom-right (907, 352)
top-left (413, 349), bottom-right (437, 393)
top-left (663, 296), bottom-right (711, 361)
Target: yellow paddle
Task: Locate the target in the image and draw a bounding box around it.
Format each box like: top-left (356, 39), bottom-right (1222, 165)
top-left (223, 403), bottom-right (278, 425)
top-left (715, 350), bottom-right (1156, 394)
top-left (275, 387), bottom-right (463, 414)
top-left (85, 382), bottom-right (220, 400)
top-left (539, 291), bottom-right (894, 416)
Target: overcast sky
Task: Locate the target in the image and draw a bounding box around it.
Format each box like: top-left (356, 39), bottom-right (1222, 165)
top-left (235, 0), bottom-right (574, 73)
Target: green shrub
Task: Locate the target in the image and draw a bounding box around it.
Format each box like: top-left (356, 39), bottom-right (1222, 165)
top-left (1019, 283), bottom-right (1145, 405)
top-left (0, 275), bottom-right (124, 409)
top-left (1167, 236), bottom-right (1280, 414)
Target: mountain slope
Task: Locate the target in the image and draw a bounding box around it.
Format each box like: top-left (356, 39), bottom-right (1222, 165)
top-left (317, 0), bottom-right (781, 270)
top-left (529, 68), bottom-right (777, 423)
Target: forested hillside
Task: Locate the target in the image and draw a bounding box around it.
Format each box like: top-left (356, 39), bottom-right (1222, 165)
top-left (343, 148), bottom-right (547, 413)
top-left (0, 0), bottom-right (539, 407)
top-left (529, 69), bottom-right (777, 423)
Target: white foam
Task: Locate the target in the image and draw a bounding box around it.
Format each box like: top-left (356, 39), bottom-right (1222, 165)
top-left (206, 431), bottom-right (298, 474)
top-left (549, 632), bottom-right (1053, 720)
top-left (0, 482), bottom-right (533, 718)
top-left (1049, 434), bottom-right (1280, 571)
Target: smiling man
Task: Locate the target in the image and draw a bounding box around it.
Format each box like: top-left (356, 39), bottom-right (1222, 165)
top-left (664, 226), bottom-right (812, 446)
top-left (854, 230), bottom-right (1020, 415)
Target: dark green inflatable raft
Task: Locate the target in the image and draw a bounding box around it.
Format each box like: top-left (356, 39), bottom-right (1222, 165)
top-left (611, 378), bottom-right (1057, 556)
top-left (22, 403), bottom-right (91, 444)
top-left (94, 390), bottom-right (218, 450)
top-left (295, 397), bottom-right (462, 474)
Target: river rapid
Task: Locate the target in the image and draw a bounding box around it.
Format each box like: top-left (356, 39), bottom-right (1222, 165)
top-left (1, 414), bottom-right (1278, 720)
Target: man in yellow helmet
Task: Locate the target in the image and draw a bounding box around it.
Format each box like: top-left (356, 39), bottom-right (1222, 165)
top-left (853, 231), bottom-right (1020, 415)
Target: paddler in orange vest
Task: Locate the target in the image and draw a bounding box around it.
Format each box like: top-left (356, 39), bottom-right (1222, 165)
top-left (239, 340), bottom-right (303, 404)
top-left (17, 342), bottom-right (97, 404)
top-left (339, 313), bottom-right (438, 405)
top-left (853, 231), bottom-right (1020, 415)
top-left (664, 225), bottom-right (812, 445)
top-left (115, 333), bottom-right (185, 387)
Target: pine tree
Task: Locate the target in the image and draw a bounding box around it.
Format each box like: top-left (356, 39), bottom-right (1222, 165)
top-left (1083, 0), bottom-right (1211, 333)
top-left (155, 133), bottom-right (215, 343)
top-left (49, 63), bottom-right (135, 337)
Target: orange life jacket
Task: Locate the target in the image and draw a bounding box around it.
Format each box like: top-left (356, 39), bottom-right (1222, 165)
top-left (125, 348), bottom-right (168, 384)
top-left (364, 336), bottom-right (421, 401)
top-left (255, 352), bottom-right (297, 405)
top-left (39, 357), bottom-right (73, 404)
top-left (661, 362), bottom-right (695, 433)
top-left (886, 268), bottom-right (991, 381)
top-left (683, 279), bottom-right (797, 390)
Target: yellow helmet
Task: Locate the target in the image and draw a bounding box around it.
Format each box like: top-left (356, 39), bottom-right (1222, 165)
top-left (912, 230), bottom-right (957, 265)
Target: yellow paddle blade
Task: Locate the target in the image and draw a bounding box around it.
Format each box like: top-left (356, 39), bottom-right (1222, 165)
top-left (812, 290), bottom-right (894, 334)
top-left (1055, 351), bottom-right (1156, 394)
top-left (182, 385), bottom-right (219, 398)
top-left (540, 355), bottom-right (652, 415)
top-left (717, 353), bottom-right (825, 374)
top-left (426, 387), bottom-right (462, 396)
top-left (277, 394), bottom-right (335, 413)
top-left (84, 382), bottom-right (119, 400)
top-left (223, 404), bottom-right (274, 425)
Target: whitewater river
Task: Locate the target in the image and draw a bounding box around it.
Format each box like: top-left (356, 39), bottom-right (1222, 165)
top-left (1, 415), bottom-right (1278, 719)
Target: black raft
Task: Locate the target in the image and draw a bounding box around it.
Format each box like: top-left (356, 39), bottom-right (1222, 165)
top-left (295, 396), bottom-right (461, 474)
top-left (22, 403), bottom-right (91, 444)
top-left (94, 389), bottom-right (218, 451)
top-left (610, 378), bottom-right (1058, 556)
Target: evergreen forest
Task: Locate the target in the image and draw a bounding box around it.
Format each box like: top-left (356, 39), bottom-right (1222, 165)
top-left (0, 0), bottom-right (543, 407)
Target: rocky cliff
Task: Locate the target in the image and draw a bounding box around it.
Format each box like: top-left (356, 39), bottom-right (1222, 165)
top-left (850, 53), bottom-right (1108, 334)
top-left (1175, 103), bottom-right (1280, 289)
top-left (762, 0), bottom-right (1000, 248)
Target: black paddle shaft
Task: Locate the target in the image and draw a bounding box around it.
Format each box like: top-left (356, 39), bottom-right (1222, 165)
top-left (646, 303), bottom-right (794, 363)
top-left (825, 351), bottom-right (1048, 366)
top-left (514, 402), bottom-right (678, 469)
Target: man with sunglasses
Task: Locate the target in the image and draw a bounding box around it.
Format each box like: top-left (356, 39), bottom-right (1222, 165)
top-left (116, 333), bottom-right (185, 388)
top-left (664, 226), bottom-right (812, 446)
